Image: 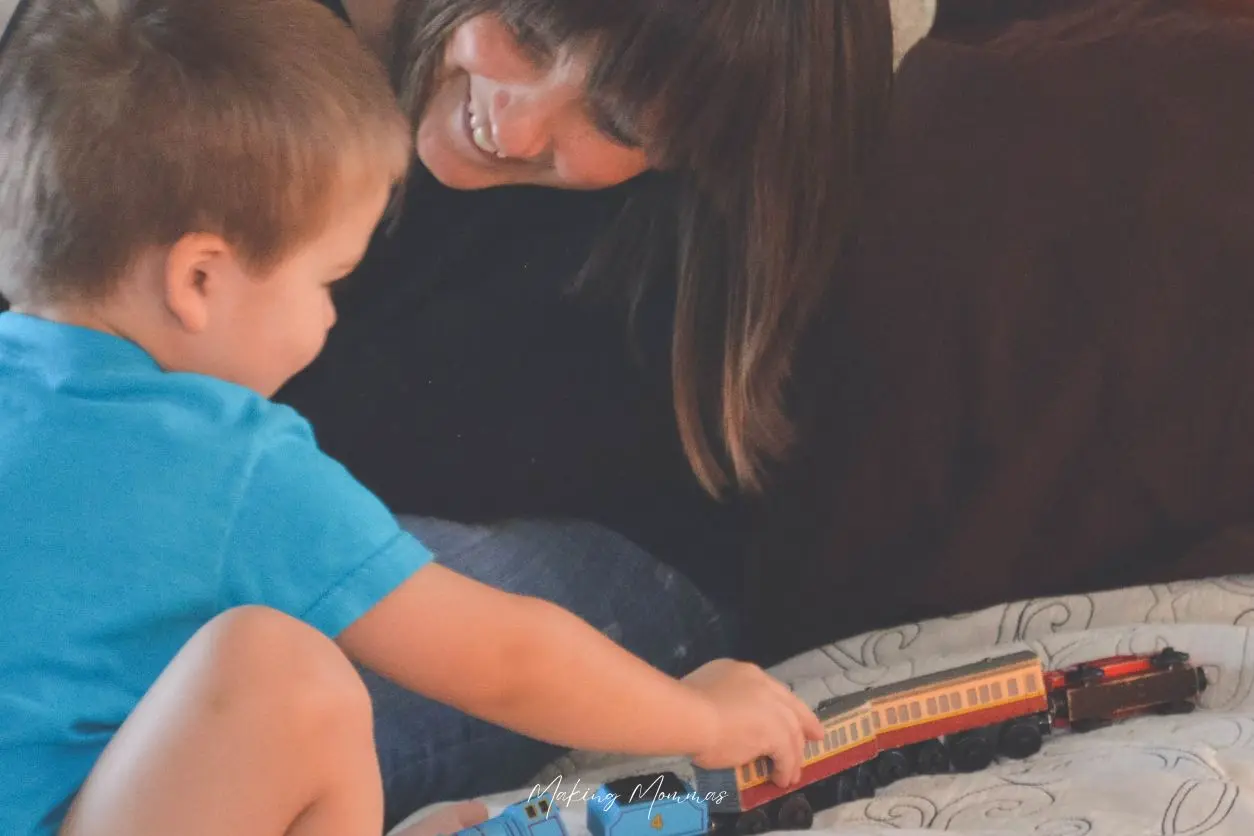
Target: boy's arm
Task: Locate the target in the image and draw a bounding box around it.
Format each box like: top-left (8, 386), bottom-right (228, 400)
top-left (221, 424), bottom-right (818, 777)
top-left (338, 562), bottom-right (823, 783)
top-left (336, 562), bottom-right (721, 757)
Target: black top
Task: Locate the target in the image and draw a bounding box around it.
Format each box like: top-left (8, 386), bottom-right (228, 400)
top-left (277, 0), bottom-right (750, 615)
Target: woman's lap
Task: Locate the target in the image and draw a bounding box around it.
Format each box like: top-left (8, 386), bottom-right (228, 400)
top-left (361, 516), bottom-right (737, 831)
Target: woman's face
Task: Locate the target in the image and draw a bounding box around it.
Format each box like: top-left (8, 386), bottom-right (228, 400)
top-left (416, 15), bottom-right (652, 191)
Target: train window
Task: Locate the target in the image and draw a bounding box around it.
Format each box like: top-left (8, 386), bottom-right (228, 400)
top-left (539, 800), bottom-right (550, 815)
top-left (862, 717), bottom-right (872, 736)
top-left (838, 727), bottom-right (848, 746)
top-left (991, 682), bottom-right (1003, 700)
top-left (825, 731), bottom-right (834, 748)
top-left (927, 697), bottom-right (937, 715)
top-left (850, 722), bottom-right (859, 741)
top-left (805, 741), bottom-right (817, 759)
top-left (939, 694), bottom-right (950, 712)
top-left (1007, 678), bottom-right (1019, 697)
top-left (872, 711), bottom-right (881, 729)
top-left (968, 687), bottom-right (978, 705)
top-left (525, 805), bottom-right (537, 819)
top-left (979, 684), bottom-right (990, 703)
top-left (741, 765), bottom-right (752, 783)
top-left (951, 691), bottom-right (962, 708)
top-left (887, 707), bottom-right (898, 723)
top-left (911, 702), bottom-right (922, 720)
top-left (756, 758), bottom-right (768, 778)
top-left (1026, 674), bottom-right (1038, 692)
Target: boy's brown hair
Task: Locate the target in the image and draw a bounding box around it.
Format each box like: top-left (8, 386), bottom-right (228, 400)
top-left (0, 0), bottom-right (412, 308)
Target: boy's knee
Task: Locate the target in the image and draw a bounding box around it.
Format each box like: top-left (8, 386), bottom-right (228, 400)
top-left (194, 606), bottom-right (372, 733)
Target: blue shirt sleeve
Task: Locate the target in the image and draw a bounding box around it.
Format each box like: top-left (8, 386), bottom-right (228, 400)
top-left (219, 411), bottom-right (434, 637)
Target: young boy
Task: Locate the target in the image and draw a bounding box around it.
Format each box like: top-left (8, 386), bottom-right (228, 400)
top-left (0, 2), bottom-right (823, 836)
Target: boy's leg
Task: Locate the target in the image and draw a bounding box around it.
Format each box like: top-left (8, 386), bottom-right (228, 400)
top-left (365, 517), bottom-right (738, 831)
top-left (59, 606), bottom-right (382, 836)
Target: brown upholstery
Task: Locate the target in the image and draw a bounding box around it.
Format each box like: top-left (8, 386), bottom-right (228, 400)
top-left (747, 0), bottom-right (1254, 663)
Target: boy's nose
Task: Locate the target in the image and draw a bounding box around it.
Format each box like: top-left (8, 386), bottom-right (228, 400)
top-left (490, 89), bottom-right (554, 162)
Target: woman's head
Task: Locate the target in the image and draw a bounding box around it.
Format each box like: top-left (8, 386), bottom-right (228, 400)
top-left (397, 10), bottom-right (652, 190)
top-left (392, 0), bottom-right (895, 496)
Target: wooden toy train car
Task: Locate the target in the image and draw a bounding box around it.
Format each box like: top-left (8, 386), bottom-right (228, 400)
top-left (683, 646), bottom-right (1206, 834)
top-left (451, 793), bottom-right (570, 836)
top-left (1045, 647), bottom-right (1208, 732)
top-left (588, 772), bottom-right (710, 836)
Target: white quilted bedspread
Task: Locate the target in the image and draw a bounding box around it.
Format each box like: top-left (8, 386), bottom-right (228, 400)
top-left (398, 576), bottom-right (1254, 836)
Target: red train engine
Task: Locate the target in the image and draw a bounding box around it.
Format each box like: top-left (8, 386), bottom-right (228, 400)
top-left (1045, 646), bottom-right (1208, 732)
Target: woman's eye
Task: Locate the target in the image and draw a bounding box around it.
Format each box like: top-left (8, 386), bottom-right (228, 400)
top-left (589, 103), bottom-right (643, 149)
top-left (507, 20), bottom-right (554, 66)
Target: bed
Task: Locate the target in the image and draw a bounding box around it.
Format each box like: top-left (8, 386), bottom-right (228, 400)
top-left (396, 576), bottom-right (1254, 836)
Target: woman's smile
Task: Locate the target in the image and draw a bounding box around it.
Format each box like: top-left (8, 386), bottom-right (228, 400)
top-left (464, 92), bottom-right (504, 158)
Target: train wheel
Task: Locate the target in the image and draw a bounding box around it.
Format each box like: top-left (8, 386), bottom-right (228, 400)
top-left (1154, 700), bottom-right (1196, 716)
top-left (836, 774), bottom-right (859, 805)
top-left (777, 794), bottom-right (815, 830)
top-left (1151, 648), bottom-right (1190, 669)
top-left (948, 731), bottom-right (995, 772)
top-left (875, 750), bottom-right (912, 786)
top-left (804, 776), bottom-right (841, 811)
top-left (735, 810), bottom-right (771, 835)
top-left (854, 763), bottom-right (878, 798)
top-left (913, 740), bottom-right (950, 774)
top-left (998, 720), bottom-right (1043, 759)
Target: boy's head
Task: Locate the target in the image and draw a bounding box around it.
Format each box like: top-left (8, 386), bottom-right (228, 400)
top-left (0, 0), bottom-right (412, 396)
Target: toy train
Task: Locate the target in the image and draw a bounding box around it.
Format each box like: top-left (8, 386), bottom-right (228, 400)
top-left (450, 793), bottom-right (570, 836)
top-left (452, 647), bottom-right (1206, 836)
top-left (689, 645), bottom-right (1207, 834)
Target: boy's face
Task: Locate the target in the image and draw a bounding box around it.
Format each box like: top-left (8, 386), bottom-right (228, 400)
top-left (200, 180), bottom-right (392, 398)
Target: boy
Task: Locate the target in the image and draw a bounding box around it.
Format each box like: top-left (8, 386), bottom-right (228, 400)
top-left (0, 2), bottom-right (823, 835)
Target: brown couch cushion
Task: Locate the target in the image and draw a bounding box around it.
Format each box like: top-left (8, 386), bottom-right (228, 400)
top-left (747, 0), bottom-right (1254, 663)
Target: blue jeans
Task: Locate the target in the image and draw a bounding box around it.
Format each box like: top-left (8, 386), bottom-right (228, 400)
top-left (361, 517), bottom-right (738, 831)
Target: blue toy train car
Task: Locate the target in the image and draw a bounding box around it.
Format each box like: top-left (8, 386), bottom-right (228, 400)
top-left (588, 771), bottom-right (710, 836)
top-left (451, 792), bottom-right (569, 836)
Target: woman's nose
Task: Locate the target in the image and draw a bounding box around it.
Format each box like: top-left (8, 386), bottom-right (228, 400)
top-left (490, 88), bottom-right (554, 162)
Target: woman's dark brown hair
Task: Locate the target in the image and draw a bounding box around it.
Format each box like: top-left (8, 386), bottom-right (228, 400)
top-left (391, 0), bottom-right (894, 498)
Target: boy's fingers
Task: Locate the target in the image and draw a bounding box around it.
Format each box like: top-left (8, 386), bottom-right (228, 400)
top-left (788, 705), bottom-right (806, 768)
top-left (764, 677), bottom-right (822, 737)
top-left (774, 685), bottom-right (823, 740)
top-left (774, 705), bottom-right (806, 787)
top-left (801, 703), bottom-right (825, 739)
top-left (770, 742), bottom-right (796, 788)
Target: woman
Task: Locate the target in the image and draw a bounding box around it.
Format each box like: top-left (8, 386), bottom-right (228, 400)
top-left (273, 0), bottom-right (895, 828)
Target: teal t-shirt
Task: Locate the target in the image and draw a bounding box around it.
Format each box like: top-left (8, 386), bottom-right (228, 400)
top-left (0, 313), bottom-right (434, 835)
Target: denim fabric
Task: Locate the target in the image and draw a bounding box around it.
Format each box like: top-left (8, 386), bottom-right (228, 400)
top-left (362, 516), bottom-right (738, 831)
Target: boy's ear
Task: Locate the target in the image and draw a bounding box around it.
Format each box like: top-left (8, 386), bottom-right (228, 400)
top-left (162, 233), bottom-right (236, 333)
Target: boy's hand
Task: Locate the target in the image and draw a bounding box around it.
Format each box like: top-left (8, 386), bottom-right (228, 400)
top-left (682, 660), bottom-right (824, 788)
